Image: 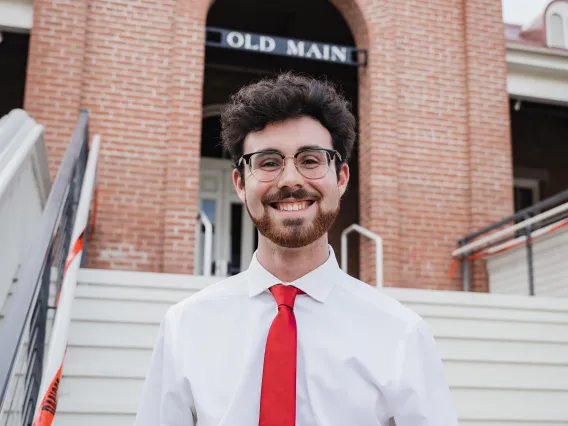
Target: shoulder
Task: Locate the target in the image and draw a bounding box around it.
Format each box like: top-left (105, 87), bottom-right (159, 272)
top-left (334, 271), bottom-right (423, 329)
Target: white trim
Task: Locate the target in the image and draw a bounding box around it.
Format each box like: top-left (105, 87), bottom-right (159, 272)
top-left (0, 0), bottom-right (33, 32)
top-left (507, 46), bottom-right (568, 105)
top-left (77, 268), bottom-right (218, 290)
top-left (197, 158), bottom-right (255, 277)
top-left (384, 286), bottom-right (568, 312)
top-left (507, 42), bottom-right (568, 59)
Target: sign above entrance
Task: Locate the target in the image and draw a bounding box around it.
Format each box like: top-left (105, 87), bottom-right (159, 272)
top-left (206, 27), bottom-right (367, 67)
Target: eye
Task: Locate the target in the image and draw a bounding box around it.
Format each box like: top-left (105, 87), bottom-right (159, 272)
top-left (256, 156), bottom-right (282, 169)
top-left (302, 157), bottom-right (320, 165)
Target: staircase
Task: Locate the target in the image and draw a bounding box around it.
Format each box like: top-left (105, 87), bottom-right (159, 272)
top-left (53, 269), bottom-right (218, 426)
top-left (39, 268), bottom-right (568, 426)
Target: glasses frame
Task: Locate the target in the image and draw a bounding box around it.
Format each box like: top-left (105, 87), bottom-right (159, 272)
top-left (238, 147), bottom-right (343, 182)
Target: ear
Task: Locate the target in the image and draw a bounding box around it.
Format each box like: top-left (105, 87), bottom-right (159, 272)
top-left (337, 163), bottom-right (349, 198)
top-left (232, 168), bottom-right (246, 204)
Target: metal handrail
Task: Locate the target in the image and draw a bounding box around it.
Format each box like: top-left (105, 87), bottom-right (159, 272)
top-left (458, 188), bottom-right (568, 246)
top-left (197, 211), bottom-right (213, 277)
top-left (32, 134), bottom-right (100, 423)
top-left (0, 110), bottom-right (90, 425)
top-left (340, 224), bottom-right (383, 288)
top-left (453, 188), bottom-right (568, 294)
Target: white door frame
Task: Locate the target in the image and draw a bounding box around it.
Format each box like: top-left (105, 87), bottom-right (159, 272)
top-left (197, 157), bottom-right (255, 276)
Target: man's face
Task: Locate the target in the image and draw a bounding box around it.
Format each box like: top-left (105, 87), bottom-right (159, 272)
top-left (233, 116), bottom-right (349, 248)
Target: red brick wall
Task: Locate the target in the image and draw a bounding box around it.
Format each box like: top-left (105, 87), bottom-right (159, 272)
top-left (162, 0), bottom-right (209, 273)
top-left (332, 0), bottom-right (512, 290)
top-left (25, 0), bottom-right (513, 289)
top-left (393, 0), bottom-right (471, 290)
top-left (24, 0), bottom-right (89, 179)
top-left (81, 0), bottom-right (177, 271)
top-left (465, 0), bottom-right (514, 292)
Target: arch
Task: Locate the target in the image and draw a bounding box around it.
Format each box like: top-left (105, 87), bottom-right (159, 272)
top-left (199, 0), bottom-right (389, 284)
top-left (327, 0), bottom-right (370, 50)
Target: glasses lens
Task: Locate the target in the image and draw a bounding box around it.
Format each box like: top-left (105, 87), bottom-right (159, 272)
top-left (250, 152), bottom-right (283, 181)
top-left (296, 149), bottom-right (331, 179)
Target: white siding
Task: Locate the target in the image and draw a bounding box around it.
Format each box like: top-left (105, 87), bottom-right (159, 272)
top-left (389, 287), bottom-right (568, 425)
top-left (486, 224), bottom-right (568, 297)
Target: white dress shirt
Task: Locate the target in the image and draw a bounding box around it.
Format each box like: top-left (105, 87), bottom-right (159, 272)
top-left (134, 246), bottom-right (458, 426)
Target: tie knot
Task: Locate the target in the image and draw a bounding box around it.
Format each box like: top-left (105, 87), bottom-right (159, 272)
top-left (270, 284), bottom-right (303, 309)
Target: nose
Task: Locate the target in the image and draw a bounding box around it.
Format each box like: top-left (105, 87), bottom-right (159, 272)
top-left (277, 157), bottom-right (305, 189)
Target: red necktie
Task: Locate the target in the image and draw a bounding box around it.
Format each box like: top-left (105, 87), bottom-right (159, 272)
top-left (259, 284), bottom-right (304, 426)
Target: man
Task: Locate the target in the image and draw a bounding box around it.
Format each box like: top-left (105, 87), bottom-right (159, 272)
top-left (134, 72), bottom-right (459, 426)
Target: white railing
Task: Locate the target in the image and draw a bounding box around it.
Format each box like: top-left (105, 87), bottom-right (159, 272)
top-left (452, 201), bottom-right (568, 258)
top-left (0, 109), bottom-right (50, 313)
top-left (452, 188), bottom-right (568, 295)
top-left (197, 211), bottom-right (213, 277)
top-left (340, 224), bottom-right (383, 288)
top-left (33, 134), bottom-right (101, 422)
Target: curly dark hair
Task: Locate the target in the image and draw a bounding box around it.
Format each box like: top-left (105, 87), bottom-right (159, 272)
top-left (220, 72), bottom-right (356, 179)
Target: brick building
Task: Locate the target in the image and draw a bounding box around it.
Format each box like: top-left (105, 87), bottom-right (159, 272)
top-left (1, 0), bottom-right (567, 291)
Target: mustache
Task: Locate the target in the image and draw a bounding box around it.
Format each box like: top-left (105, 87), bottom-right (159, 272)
top-left (262, 188), bottom-right (321, 204)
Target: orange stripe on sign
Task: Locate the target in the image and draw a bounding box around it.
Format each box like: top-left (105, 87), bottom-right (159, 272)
top-left (64, 231), bottom-right (85, 274)
top-left (56, 231), bottom-right (85, 307)
top-left (33, 365), bottom-right (63, 426)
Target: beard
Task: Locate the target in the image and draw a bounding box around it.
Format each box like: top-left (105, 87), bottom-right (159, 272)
top-left (245, 188), bottom-right (340, 248)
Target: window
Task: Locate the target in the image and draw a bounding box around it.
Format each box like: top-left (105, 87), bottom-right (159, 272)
top-left (514, 178), bottom-right (540, 212)
top-left (549, 13), bottom-right (565, 48)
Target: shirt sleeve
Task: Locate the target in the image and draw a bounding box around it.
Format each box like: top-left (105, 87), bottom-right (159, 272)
top-left (391, 319), bottom-right (459, 426)
top-left (134, 307), bottom-right (195, 426)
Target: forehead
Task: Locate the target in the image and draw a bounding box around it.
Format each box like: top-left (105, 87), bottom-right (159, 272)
top-left (243, 116), bottom-right (332, 154)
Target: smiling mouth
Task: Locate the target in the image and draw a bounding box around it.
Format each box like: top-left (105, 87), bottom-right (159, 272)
top-left (270, 200), bottom-right (315, 211)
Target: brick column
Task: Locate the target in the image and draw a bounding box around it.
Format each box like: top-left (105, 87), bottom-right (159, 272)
top-left (465, 0), bottom-right (514, 292)
top-left (161, 0), bottom-right (209, 274)
top-left (24, 0), bottom-right (89, 178)
top-left (81, 1), bottom-right (178, 272)
top-left (393, 0), bottom-right (471, 291)
top-left (331, 0), bottom-right (401, 287)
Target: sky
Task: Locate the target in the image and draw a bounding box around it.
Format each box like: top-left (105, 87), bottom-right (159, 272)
top-left (502, 0), bottom-right (551, 24)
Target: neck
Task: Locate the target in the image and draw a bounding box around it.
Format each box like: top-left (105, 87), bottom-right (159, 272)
top-left (255, 234), bottom-right (330, 282)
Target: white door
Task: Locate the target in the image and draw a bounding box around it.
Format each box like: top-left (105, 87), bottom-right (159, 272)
top-left (196, 158), bottom-right (256, 276)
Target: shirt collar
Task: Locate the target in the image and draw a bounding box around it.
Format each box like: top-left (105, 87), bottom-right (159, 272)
top-left (246, 245), bottom-right (340, 303)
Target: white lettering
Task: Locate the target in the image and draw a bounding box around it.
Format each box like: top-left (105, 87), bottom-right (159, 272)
top-left (322, 45), bottom-right (330, 60)
top-left (226, 32), bottom-right (244, 48)
top-left (305, 43), bottom-right (323, 59)
top-left (331, 46), bottom-right (347, 63)
top-left (287, 40), bottom-right (305, 57)
top-left (244, 34), bottom-right (259, 50)
top-left (260, 36), bottom-right (276, 52)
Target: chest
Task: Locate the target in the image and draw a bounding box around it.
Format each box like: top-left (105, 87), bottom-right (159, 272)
top-left (179, 304), bottom-right (394, 424)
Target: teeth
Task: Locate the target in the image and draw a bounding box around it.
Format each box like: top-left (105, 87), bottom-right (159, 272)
top-left (276, 201), bottom-right (310, 211)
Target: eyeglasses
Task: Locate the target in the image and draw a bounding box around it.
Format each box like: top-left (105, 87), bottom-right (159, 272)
top-left (238, 148), bottom-right (343, 182)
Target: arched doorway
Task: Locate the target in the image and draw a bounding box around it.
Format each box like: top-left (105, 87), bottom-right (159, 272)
top-left (198, 0), bottom-right (361, 277)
